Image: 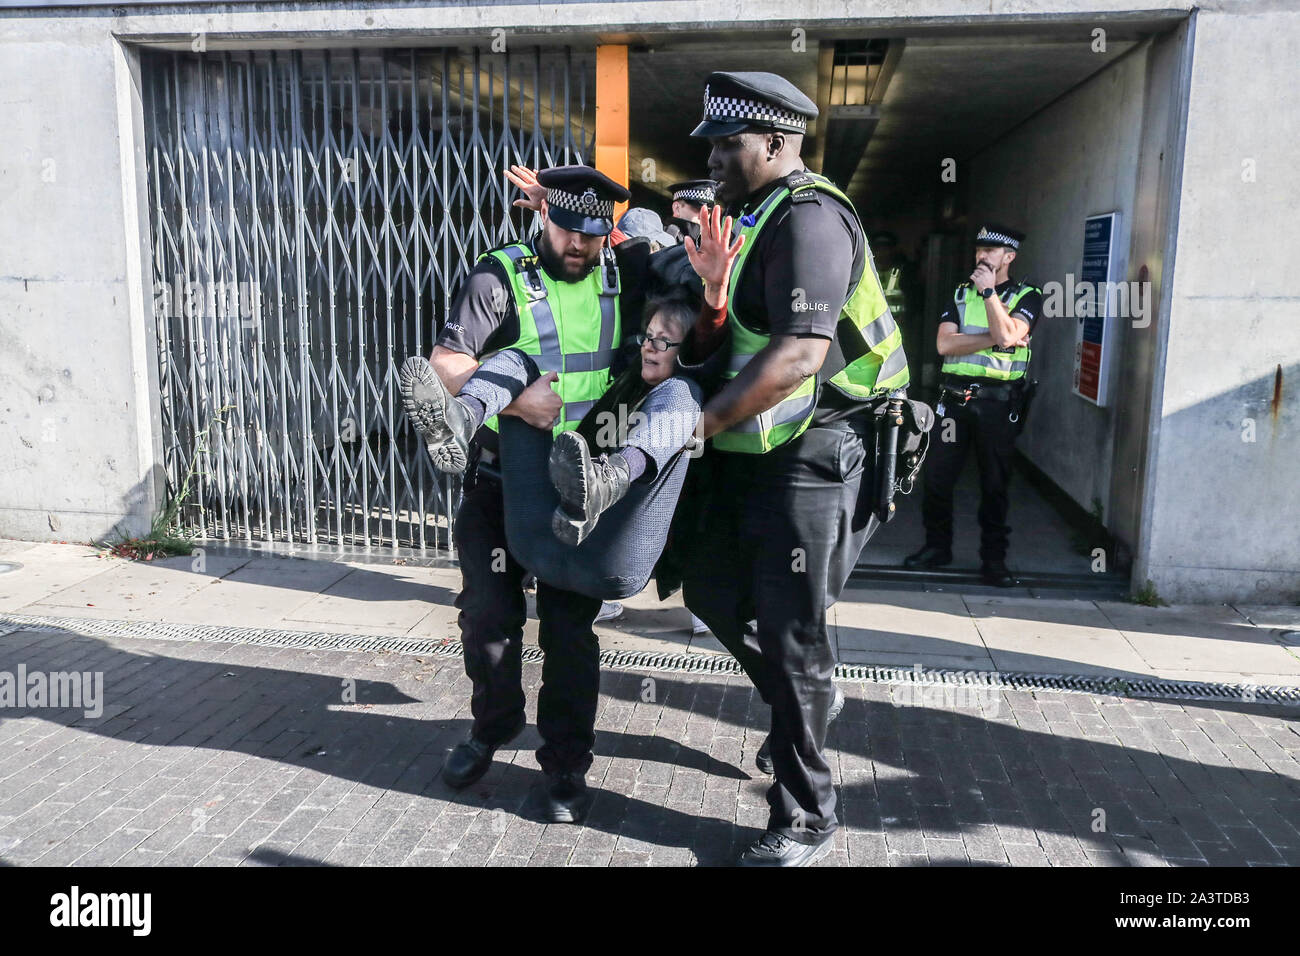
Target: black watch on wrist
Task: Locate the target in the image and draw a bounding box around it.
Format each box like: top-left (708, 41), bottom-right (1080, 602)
top-left (979, 286), bottom-right (995, 299)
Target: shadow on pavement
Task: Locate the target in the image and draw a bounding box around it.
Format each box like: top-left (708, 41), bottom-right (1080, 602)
top-left (1, 625), bottom-right (1297, 865)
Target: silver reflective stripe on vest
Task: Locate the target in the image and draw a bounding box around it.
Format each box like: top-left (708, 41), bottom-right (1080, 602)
top-left (722, 352), bottom-right (816, 432)
top-left (728, 391), bottom-right (816, 433)
top-left (876, 341), bottom-right (911, 382)
top-left (727, 352), bottom-right (754, 374)
top-left (500, 244), bottom-right (618, 375)
top-left (565, 399), bottom-right (597, 421)
top-left (861, 306), bottom-right (897, 349)
top-left (949, 353), bottom-right (1029, 374)
top-left (562, 350), bottom-right (617, 373)
top-left (597, 247), bottom-right (618, 354)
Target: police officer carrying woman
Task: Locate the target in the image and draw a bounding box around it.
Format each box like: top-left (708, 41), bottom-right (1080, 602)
top-left (400, 166), bottom-right (640, 824)
top-left (904, 225), bottom-right (1042, 587)
top-left (681, 72), bottom-right (909, 866)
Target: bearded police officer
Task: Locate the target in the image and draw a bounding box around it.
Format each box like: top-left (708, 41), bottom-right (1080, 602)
top-left (904, 224), bottom-right (1042, 587)
top-left (400, 165), bottom-right (638, 824)
top-left (681, 72), bottom-right (909, 866)
top-left (664, 179), bottom-right (718, 244)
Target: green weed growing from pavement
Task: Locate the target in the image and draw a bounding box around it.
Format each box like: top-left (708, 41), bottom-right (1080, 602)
top-left (100, 405), bottom-right (234, 561)
top-left (1130, 579), bottom-right (1167, 607)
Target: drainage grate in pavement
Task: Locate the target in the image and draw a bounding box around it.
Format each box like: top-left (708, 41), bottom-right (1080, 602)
top-left (2, 612), bottom-right (1296, 707)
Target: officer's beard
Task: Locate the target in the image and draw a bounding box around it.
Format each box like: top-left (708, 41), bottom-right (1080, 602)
top-left (537, 229), bottom-right (601, 282)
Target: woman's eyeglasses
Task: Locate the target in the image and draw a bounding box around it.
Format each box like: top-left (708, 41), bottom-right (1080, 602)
top-left (636, 333), bottom-right (682, 353)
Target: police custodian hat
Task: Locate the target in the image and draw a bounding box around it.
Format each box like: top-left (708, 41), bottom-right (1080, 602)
top-left (974, 223), bottom-right (1027, 250)
top-left (538, 165), bottom-right (631, 236)
top-left (668, 179), bottom-right (718, 206)
top-left (691, 72), bottom-right (819, 137)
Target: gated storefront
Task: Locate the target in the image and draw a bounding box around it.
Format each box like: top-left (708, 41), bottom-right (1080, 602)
top-left (142, 46), bottom-right (597, 550)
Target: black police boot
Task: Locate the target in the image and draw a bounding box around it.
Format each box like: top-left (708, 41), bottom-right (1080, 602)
top-left (903, 545), bottom-right (954, 569)
top-left (755, 685), bottom-right (845, 776)
top-left (441, 717), bottom-right (525, 790)
top-left (981, 559), bottom-right (1017, 588)
top-left (738, 830), bottom-right (834, 868)
top-left (549, 430), bottom-right (631, 546)
top-left (399, 356), bottom-right (475, 475)
top-left (521, 770), bottom-right (593, 824)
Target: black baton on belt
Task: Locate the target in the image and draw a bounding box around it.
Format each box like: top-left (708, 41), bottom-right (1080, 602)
top-left (874, 396), bottom-right (904, 522)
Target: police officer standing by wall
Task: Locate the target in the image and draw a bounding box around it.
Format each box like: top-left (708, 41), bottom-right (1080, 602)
top-left (904, 225), bottom-right (1042, 587)
top-left (400, 166), bottom-right (637, 824)
top-left (681, 72), bottom-right (909, 866)
top-left (664, 179), bottom-right (717, 244)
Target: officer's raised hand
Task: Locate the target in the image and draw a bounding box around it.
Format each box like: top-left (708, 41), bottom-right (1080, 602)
top-left (684, 203), bottom-right (745, 308)
top-left (970, 262), bottom-right (997, 292)
top-left (505, 165), bottom-right (546, 212)
top-left (502, 370), bottom-right (563, 430)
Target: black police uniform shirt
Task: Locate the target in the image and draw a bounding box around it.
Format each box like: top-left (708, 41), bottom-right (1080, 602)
top-left (937, 278), bottom-right (1043, 380)
top-left (435, 239), bottom-right (650, 456)
top-left (727, 173), bottom-right (871, 424)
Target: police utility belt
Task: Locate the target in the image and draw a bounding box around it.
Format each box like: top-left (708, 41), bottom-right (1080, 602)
top-left (936, 376), bottom-right (1034, 423)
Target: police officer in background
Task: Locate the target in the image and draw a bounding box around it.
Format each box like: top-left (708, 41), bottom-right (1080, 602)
top-left (401, 165), bottom-right (640, 824)
top-left (904, 225), bottom-right (1042, 587)
top-left (682, 72), bottom-right (909, 866)
top-left (664, 179), bottom-right (718, 244)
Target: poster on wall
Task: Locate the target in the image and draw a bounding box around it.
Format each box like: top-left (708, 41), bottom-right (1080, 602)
top-left (1072, 211), bottom-right (1123, 407)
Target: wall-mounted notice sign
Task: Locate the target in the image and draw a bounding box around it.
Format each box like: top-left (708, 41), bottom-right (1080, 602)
top-left (1072, 212), bottom-right (1122, 407)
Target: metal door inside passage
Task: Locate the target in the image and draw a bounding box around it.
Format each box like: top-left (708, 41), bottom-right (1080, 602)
top-left (141, 47), bottom-right (596, 550)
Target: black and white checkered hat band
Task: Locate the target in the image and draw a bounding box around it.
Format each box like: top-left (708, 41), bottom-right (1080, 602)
top-left (546, 187), bottom-right (614, 219)
top-left (976, 228), bottom-right (1019, 248)
top-left (673, 186), bottom-right (715, 204)
top-left (702, 94), bottom-right (807, 131)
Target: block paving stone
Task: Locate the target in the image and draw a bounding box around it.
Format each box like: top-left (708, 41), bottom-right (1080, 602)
top-left (0, 625), bottom-right (1297, 866)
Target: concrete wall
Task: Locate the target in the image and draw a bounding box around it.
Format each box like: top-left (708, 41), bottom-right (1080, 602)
top-left (966, 42), bottom-right (1149, 534)
top-left (1136, 7), bottom-right (1300, 604)
top-left (1106, 24), bottom-right (1189, 571)
top-left (0, 22), bottom-right (162, 544)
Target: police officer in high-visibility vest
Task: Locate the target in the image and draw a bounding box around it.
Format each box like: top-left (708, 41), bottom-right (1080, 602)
top-left (399, 166), bottom-right (637, 824)
top-left (681, 72), bottom-right (909, 866)
top-left (904, 224), bottom-right (1043, 587)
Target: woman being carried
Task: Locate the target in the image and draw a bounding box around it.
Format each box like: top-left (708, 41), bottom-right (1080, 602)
top-left (399, 203), bottom-right (743, 599)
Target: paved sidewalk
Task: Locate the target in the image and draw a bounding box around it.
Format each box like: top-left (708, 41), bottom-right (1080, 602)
top-left (2, 540), bottom-right (1297, 686)
top-left (1, 619), bottom-right (1299, 866)
top-left (0, 539), bottom-right (1298, 867)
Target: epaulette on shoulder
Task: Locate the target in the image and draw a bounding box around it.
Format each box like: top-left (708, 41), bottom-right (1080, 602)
top-left (482, 239), bottom-right (534, 265)
top-left (785, 171), bottom-right (822, 204)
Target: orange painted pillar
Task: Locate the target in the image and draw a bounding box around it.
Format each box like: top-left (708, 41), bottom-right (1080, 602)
top-left (595, 45), bottom-right (630, 222)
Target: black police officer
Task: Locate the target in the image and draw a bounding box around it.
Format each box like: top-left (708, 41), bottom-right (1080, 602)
top-left (681, 72), bottom-right (909, 866)
top-left (401, 165), bottom-right (642, 824)
top-left (904, 224), bottom-right (1043, 587)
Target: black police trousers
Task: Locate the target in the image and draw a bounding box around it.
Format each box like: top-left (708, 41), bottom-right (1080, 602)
top-left (453, 471), bottom-right (603, 775)
top-left (921, 395), bottom-right (1021, 562)
top-left (682, 419), bottom-right (872, 842)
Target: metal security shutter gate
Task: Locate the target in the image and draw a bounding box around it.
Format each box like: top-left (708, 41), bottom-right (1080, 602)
top-left (142, 47), bottom-right (596, 549)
